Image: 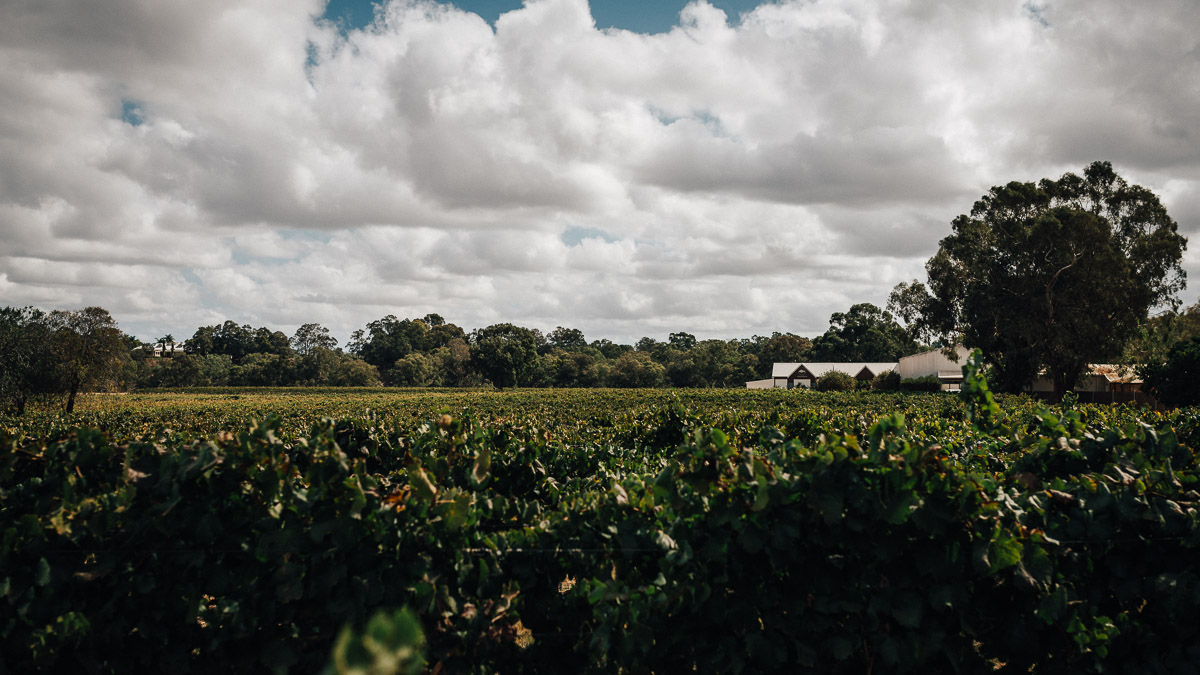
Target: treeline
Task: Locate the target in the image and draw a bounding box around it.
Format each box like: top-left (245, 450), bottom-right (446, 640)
top-left (141, 302), bottom-right (920, 391)
top-left (7, 297), bottom-right (1200, 411)
top-left (1, 302), bottom-right (924, 412)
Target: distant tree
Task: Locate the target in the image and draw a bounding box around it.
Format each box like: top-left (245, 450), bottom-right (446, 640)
top-left (157, 334), bottom-right (177, 356)
top-left (349, 316), bottom-right (429, 371)
top-left (291, 323), bottom-right (338, 356)
top-left (47, 307), bottom-right (129, 412)
top-left (608, 351), bottom-right (667, 388)
top-left (1141, 337), bottom-right (1200, 407)
top-left (668, 332), bottom-right (697, 351)
top-left (810, 303), bottom-right (916, 362)
top-left (186, 325), bottom-right (218, 356)
top-left (0, 307), bottom-right (57, 415)
top-left (392, 352), bottom-right (440, 387)
top-left (328, 357), bottom-right (381, 387)
top-left (1122, 301), bottom-right (1200, 368)
top-left (590, 339), bottom-right (632, 360)
top-left (230, 352), bottom-right (292, 386)
top-left (894, 162), bottom-right (1187, 397)
top-left (214, 321), bottom-right (255, 361)
top-left (548, 327), bottom-right (588, 351)
top-left (422, 313), bottom-right (445, 327)
top-left (187, 321), bottom-right (288, 362)
top-left (254, 327), bottom-right (292, 357)
top-left (814, 370), bottom-right (855, 392)
top-left (470, 323), bottom-right (538, 390)
top-left (635, 337), bottom-right (659, 353)
top-left (689, 340), bottom-right (758, 387)
top-left (142, 354), bottom-right (233, 388)
top-left (541, 350), bottom-right (604, 387)
top-left (433, 338), bottom-right (476, 387)
top-left (755, 333), bottom-right (813, 373)
top-left (427, 322), bottom-right (466, 350)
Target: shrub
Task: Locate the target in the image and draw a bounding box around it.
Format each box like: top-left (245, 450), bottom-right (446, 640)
top-left (900, 375), bottom-right (942, 392)
top-left (872, 370), bottom-right (901, 391)
top-left (815, 370), bottom-right (855, 392)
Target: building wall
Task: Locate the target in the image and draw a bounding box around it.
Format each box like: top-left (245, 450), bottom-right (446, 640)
top-left (898, 346), bottom-right (970, 379)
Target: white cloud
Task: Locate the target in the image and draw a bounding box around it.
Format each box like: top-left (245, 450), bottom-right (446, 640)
top-left (0, 0), bottom-right (1197, 343)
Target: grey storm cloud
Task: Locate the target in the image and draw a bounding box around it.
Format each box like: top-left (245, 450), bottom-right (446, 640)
top-left (0, 0), bottom-right (1198, 343)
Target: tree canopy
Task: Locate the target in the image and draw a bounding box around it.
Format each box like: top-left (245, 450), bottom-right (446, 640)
top-left (809, 303), bottom-right (916, 362)
top-left (891, 161), bottom-right (1186, 396)
top-left (290, 323), bottom-right (338, 355)
top-left (469, 323), bottom-right (538, 390)
top-left (1142, 337), bottom-right (1200, 407)
top-left (46, 307), bottom-right (129, 412)
top-left (0, 307), bottom-right (56, 414)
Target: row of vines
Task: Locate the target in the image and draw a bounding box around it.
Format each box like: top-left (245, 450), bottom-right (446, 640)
top-left (4, 356), bottom-right (1200, 672)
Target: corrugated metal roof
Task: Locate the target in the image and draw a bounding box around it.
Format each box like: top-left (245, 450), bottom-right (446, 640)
top-left (1090, 364), bottom-right (1142, 384)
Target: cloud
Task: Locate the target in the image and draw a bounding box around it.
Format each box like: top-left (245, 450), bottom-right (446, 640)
top-left (0, 0), bottom-right (1197, 344)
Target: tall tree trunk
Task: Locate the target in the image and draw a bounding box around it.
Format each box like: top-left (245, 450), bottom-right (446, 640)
top-left (66, 379), bottom-right (79, 413)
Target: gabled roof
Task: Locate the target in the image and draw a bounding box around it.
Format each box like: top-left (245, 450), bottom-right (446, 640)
top-left (772, 362), bottom-right (803, 378)
top-left (855, 363), bottom-right (900, 377)
top-left (773, 362), bottom-right (898, 379)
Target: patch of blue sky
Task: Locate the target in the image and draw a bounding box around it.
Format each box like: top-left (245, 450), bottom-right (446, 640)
top-left (561, 226), bottom-right (617, 246)
top-left (647, 105), bottom-right (729, 136)
top-left (121, 99), bottom-right (144, 126)
top-left (320, 0), bottom-right (769, 35)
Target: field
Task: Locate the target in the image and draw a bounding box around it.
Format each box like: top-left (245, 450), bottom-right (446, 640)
top-left (5, 368), bottom-right (1200, 673)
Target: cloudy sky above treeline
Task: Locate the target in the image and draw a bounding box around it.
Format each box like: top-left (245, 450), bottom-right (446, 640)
top-left (2, 0), bottom-right (1199, 345)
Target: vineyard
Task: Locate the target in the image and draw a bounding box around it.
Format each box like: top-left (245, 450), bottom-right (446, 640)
top-left (4, 356), bottom-right (1200, 673)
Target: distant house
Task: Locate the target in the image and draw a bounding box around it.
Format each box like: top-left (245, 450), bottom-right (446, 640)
top-left (749, 345), bottom-right (973, 391)
top-left (1027, 364), bottom-right (1151, 404)
top-left (134, 341), bottom-right (186, 358)
top-left (750, 361), bottom-right (898, 389)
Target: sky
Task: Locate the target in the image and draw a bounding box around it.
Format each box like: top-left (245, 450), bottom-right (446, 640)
top-left (2, 0), bottom-right (1199, 346)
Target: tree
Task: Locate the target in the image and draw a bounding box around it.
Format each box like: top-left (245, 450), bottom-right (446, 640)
top-left (755, 332), bottom-right (813, 374)
top-left (469, 323), bottom-right (538, 390)
top-left (392, 352), bottom-right (440, 386)
top-left (608, 351), bottom-right (667, 388)
top-left (433, 338), bottom-right (476, 387)
top-left (689, 340), bottom-right (758, 387)
top-left (540, 350), bottom-right (604, 387)
top-left (810, 303), bottom-right (916, 362)
top-left (157, 333), bottom-right (177, 356)
top-left (590, 338), bottom-right (632, 360)
top-left (186, 325), bottom-right (218, 356)
top-left (0, 307), bottom-right (57, 415)
top-left (349, 316), bottom-right (436, 372)
top-left (291, 323), bottom-right (338, 356)
top-left (668, 332), bottom-right (697, 351)
top-left (894, 162), bottom-right (1186, 397)
top-left (548, 326), bottom-right (588, 351)
top-left (253, 327), bottom-right (292, 357)
top-left (46, 307), bottom-right (129, 412)
top-left (1141, 337), bottom-right (1200, 407)
top-left (1121, 301), bottom-right (1200, 367)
